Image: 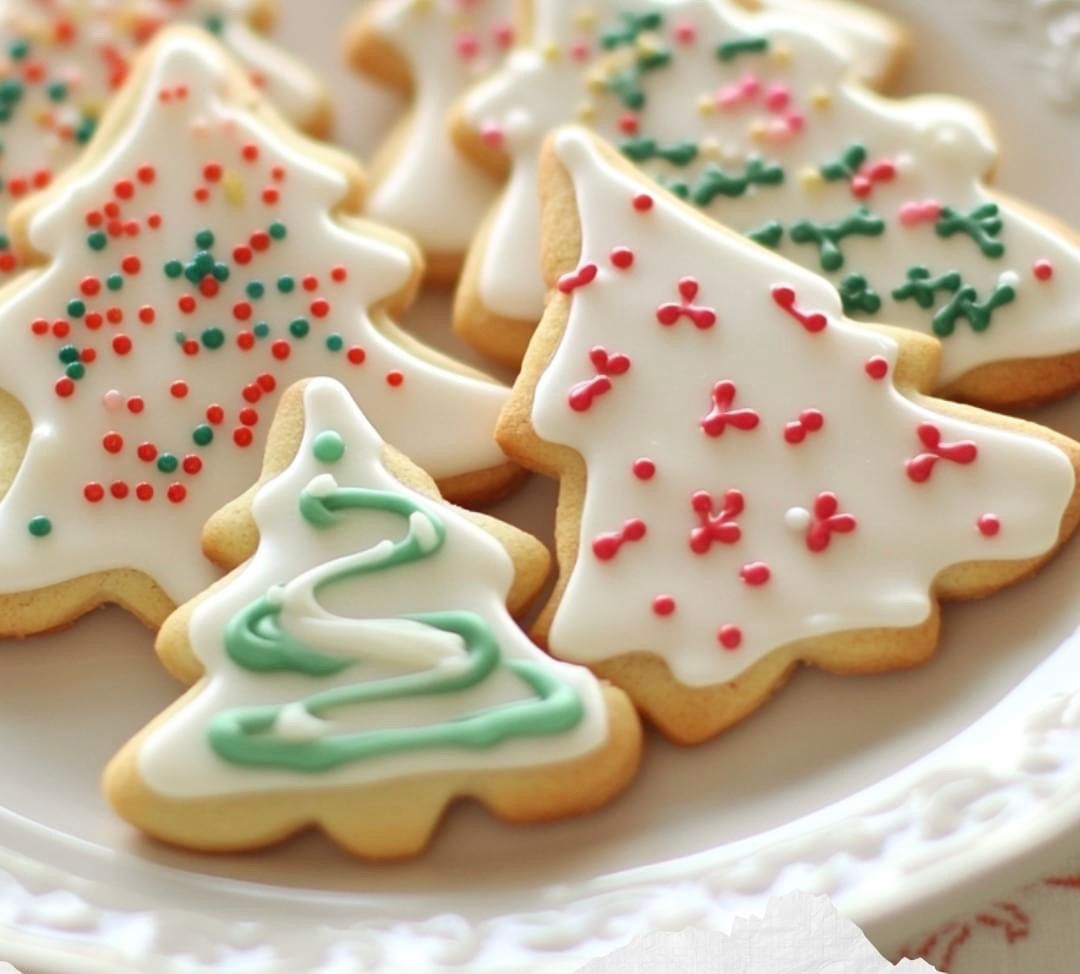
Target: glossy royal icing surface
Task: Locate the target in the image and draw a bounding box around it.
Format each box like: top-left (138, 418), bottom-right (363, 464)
top-left (362, 0), bottom-right (512, 256)
top-left (0, 0), bottom-right (326, 278)
top-left (530, 130), bottom-right (1075, 688)
top-left (139, 378), bottom-right (609, 797)
top-left (0, 32), bottom-right (508, 605)
top-left (465, 0), bottom-right (1080, 385)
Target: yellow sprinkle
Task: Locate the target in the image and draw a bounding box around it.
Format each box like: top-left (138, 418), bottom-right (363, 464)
top-left (699, 137), bottom-right (723, 160)
top-left (799, 168), bottom-right (825, 191)
top-left (541, 42), bottom-right (560, 62)
top-left (411, 0), bottom-right (433, 15)
top-left (697, 94), bottom-right (715, 115)
top-left (576, 101), bottom-right (596, 123)
top-left (748, 120), bottom-right (767, 143)
top-left (223, 171), bottom-right (246, 206)
top-left (584, 67), bottom-right (609, 94)
top-left (810, 87), bottom-right (833, 110)
top-left (574, 8), bottom-right (597, 30)
top-left (80, 100), bottom-right (103, 120)
top-left (33, 107), bottom-right (52, 125)
top-left (636, 33), bottom-right (662, 57)
top-left (771, 43), bottom-right (792, 67)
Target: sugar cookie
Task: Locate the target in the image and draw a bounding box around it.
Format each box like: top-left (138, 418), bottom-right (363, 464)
top-left (497, 128), bottom-right (1080, 744)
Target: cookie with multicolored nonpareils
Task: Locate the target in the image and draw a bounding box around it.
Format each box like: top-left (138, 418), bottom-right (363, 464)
top-left (497, 128), bottom-right (1080, 744)
top-left (105, 376), bottom-right (641, 859)
top-left (0, 28), bottom-right (516, 639)
top-left (456, 0), bottom-right (1080, 408)
top-left (0, 0), bottom-right (330, 280)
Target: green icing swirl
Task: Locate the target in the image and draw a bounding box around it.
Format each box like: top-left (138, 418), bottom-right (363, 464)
top-left (207, 433), bottom-right (585, 773)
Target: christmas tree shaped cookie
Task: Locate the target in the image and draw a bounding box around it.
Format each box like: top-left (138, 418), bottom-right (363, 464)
top-left (0, 28), bottom-right (515, 638)
top-left (452, 0), bottom-right (907, 367)
top-left (0, 0), bottom-right (329, 280)
top-left (497, 129), bottom-right (1080, 744)
top-left (457, 0), bottom-right (1080, 408)
top-left (344, 0), bottom-right (514, 284)
top-left (105, 377), bottom-right (641, 859)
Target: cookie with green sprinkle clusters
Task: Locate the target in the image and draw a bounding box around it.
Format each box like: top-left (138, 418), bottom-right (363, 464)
top-left (453, 0), bottom-right (1080, 409)
top-left (0, 27), bottom-right (518, 640)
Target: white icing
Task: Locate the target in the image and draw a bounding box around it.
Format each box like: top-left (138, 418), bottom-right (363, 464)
top-left (305, 473), bottom-right (339, 499)
top-left (0, 0), bottom-right (327, 279)
top-left (530, 130), bottom-right (1076, 688)
top-left (273, 702), bottom-right (331, 741)
top-left (137, 378), bottom-right (610, 797)
top-left (361, 0), bottom-right (510, 255)
top-left (0, 34), bottom-right (508, 605)
top-left (462, 0), bottom-right (1080, 385)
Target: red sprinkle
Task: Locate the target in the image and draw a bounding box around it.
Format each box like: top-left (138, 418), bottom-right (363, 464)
top-left (652, 595), bottom-right (676, 617)
top-left (978, 514), bottom-right (1001, 537)
top-left (865, 356), bottom-right (889, 380)
top-left (718, 626), bottom-right (743, 650)
top-left (632, 458), bottom-right (656, 480)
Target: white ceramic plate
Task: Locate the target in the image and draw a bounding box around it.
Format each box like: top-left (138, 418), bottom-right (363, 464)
top-left (4, 1), bottom-right (1080, 971)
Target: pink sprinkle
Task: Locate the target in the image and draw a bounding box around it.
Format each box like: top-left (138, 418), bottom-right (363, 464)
top-left (569, 40), bottom-right (590, 61)
top-left (899, 200), bottom-right (942, 227)
top-left (673, 21), bottom-right (696, 44)
top-left (456, 33), bottom-right (480, 60)
top-left (763, 84), bottom-right (790, 113)
top-left (978, 514), bottom-right (1001, 537)
top-left (479, 123), bottom-right (503, 149)
top-left (1034, 259), bottom-right (1054, 282)
top-left (102, 389), bottom-right (124, 411)
top-left (491, 23), bottom-right (514, 47)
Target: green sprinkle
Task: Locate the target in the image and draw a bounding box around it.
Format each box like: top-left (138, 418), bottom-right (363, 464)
top-left (838, 273), bottom-right (882, 315)
top-left (87, 231), bottom-right (107, 251)
top-left (268, 221), bottom-right (287, 240)
top-left (789, 207), bottom-right (885, 272)
top-left (201, 327), bottom-right (225, 350)
top-left (157, 453), bottom-right (179, 474)
top-left (935, 203), bottom-right (1006, 259)
top-left (65, 362), bottom-right (85, 380)
top-left (67, 299), bottom-right (85, 318)
top-left (58, 345), bottom-right (79, 364)
top-left (174, 330), bottom-right (187, 345)
top-left (325, 334), bottom-right (344, 352)
top-left (313, 430), bottom-right (346, 464)
top-left (716, 36), bottom-right (770, 62)
top-left (193, 425), bottom-right (214, 447)
top-left (106, 273), bottom-right (123, 291)
top-left (747, 221), bottom-right (785, 248)
top-left (246, 281), bottom-right (265, 299)
top-left (204, 14), bottom-right (225, 34)
top-left (27, 516), bottom-right (52, 538)
top-left (8, 40), bottom-right (29, 61)
top-left (289, 317), bottom-right (310, 339)
top-left (74, 117), bottom-right (96, 145)
top-left (253, 322), bottom-right (270, 338)
top-left (277, 275), bottom-right (295, 294)
top-left (213, 262), bottom-right (230, 282)
top-left (195, 229), bottom-right (215, 249)
top-left (164, 259), bottom-right (183, 279)
top-left (46, 81), bottom-right (67, 103)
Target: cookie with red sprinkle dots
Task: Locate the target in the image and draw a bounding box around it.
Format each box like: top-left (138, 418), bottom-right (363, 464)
top-left (497, 128), bottom-right (1080, 745)
top-left (0, 28), bottom-right (518, 639)
top-left (0, 0), bottom-right (331, 281)
top-left (452, 0), bottom-right (1080, 410)
top-left (104, 376), bottom-right (641, 859)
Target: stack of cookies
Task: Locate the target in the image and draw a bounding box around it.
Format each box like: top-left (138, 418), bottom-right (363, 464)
top-left (0, 0), bottom-right (1077, 860)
